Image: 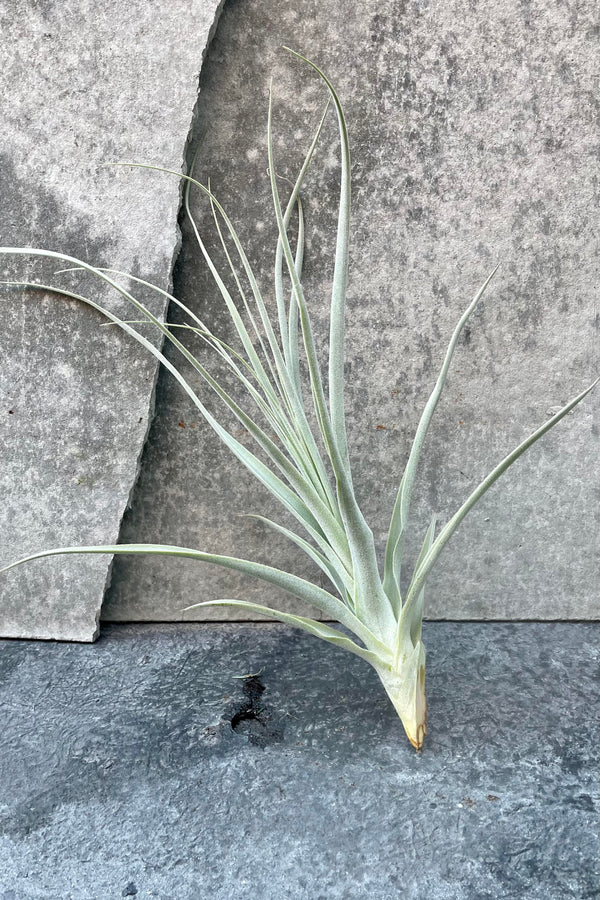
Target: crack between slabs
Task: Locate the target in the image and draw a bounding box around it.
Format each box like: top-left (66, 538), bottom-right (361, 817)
top-left (97, 1), bottom-right (228, 640)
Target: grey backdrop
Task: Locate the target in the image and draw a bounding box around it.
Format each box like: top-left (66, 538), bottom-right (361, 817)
top-left (103, 0), bottom-right (599, 624)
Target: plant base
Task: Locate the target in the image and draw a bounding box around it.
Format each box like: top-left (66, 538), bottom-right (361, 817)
top-left (375, 641), bottom-right (427, 750)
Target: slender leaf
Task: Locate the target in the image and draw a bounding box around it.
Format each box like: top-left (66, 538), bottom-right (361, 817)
top-left (246, 513), bottom-right (353, 600)
top-left (405, 378), bottom-right (599, 608)
top-left (0, 542), bottom-right (390, 657)
top-left (285, 48), bottom-right (352, 469)
top-left (396, 513), bottom-right (437, 661)
top-left (383, 267), bottom-right (498, 610)
top-left (187, 599), bottom-right (384, 666)
top-left (267, 85), bottom-right (397, 639)
top-left (274, 101), bottom-right (329, 377)
top-left (116, 162), bottom-right (344, 528)
top-left (0, 269), bottom-right (339, 552)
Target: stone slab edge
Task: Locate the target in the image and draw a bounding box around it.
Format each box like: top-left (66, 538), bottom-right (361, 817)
top-left (0, 0), bottom-right (225, 642)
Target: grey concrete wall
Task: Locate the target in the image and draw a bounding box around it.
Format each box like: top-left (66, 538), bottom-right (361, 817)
top-left (2, 0), bottom-right (597, 633)
top-left (0, 0), bottom-right (223, 640)
top-left (103, 0), bottom-right (599, 623)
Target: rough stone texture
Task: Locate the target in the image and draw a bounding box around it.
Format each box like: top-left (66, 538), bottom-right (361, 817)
top-left (0, 0), bottom-right (224, 640)
top-left (0, 622), bottom-right (597, 898)
top-left (104, 0), bottom-right (599, 623)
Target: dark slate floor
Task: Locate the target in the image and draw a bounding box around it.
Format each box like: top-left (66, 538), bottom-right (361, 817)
top-left (0, 623), bottom-right (598, 899)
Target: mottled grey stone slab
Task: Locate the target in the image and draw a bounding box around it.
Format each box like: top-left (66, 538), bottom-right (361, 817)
top-left (104, 0), bottom-right (599, 623)
top-left (0, 0), bottom-right (223, 639)
top-left (0, 623), bottom-right (597, 898)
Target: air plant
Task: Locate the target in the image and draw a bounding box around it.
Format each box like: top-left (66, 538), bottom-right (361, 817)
top-left (1, 52), bottom-right (596, 749)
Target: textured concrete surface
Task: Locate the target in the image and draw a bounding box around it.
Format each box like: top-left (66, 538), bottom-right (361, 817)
top-left (0, 0), bottom-right (223, 639)
top-left (0, 622), bottom-right (597, 898)
top-left (105, 0), bottom-right (599, 624)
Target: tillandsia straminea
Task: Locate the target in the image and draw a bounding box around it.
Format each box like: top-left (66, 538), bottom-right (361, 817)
top-left (1, 51), bottom-right (597, 749)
